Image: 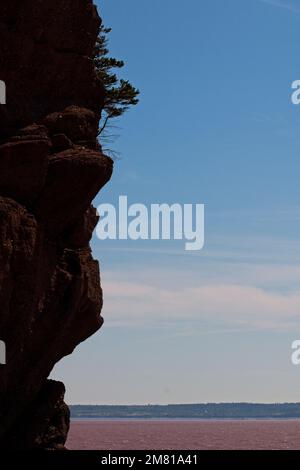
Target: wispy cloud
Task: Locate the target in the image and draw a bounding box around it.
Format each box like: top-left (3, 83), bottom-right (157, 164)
top-left (100, 243), bottom-right (300, 330)
top-left (258, 0), bottom-right (300, 13)
top-left (103, 278), bottom-right (300, 330)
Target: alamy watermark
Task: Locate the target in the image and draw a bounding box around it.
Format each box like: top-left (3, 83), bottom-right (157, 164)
top-left (290, 80), bottom-right (300, 105)
top-left (0, 341), bottom-right (6, 365)
top-left (96, 196), bottom-right (205, 251)
top-left (0, 80), bottom-right (6, 104)
top-left (291, 340), bottom-right (300, 365)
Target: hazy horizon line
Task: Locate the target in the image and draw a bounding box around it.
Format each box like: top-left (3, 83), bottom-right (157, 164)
top-left (69, 402), bottom-right (300, 406)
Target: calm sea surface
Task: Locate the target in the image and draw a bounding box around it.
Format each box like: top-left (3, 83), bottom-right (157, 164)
top-left (67, 419), bottom-right (300, 450)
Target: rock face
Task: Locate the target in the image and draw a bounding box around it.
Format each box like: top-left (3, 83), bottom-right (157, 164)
top-left (0, 1), bottom-right (113, 449)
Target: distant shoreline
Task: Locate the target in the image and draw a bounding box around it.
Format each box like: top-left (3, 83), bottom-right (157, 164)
top-left (70, 404), bottom-right (300, 420)
top-left (71, 417), bottom-right (300, 422)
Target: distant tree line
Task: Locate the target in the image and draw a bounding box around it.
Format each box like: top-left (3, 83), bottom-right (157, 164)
top-left (70, 403), bottom-right (300, 419)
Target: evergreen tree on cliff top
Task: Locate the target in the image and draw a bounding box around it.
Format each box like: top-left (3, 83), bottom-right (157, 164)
top-left (94, 25), bottom-right (139, 138)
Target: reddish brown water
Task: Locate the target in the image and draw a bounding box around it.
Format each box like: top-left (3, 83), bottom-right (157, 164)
top-left (67, 420), bottom-right (300, 450)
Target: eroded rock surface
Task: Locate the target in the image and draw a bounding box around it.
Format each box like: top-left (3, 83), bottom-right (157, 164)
top-left (0, 0), bottom-right (112, 449)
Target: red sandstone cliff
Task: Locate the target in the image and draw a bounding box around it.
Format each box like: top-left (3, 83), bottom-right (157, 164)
top-left (0, 0), bottom-right (112, 448)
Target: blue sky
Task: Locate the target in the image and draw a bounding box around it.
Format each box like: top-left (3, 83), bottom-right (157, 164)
top-left (52, 0), bottom-right (300, 404)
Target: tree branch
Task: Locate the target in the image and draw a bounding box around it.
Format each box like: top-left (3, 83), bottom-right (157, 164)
top-left (98, 114), bottom-right (110, 135)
